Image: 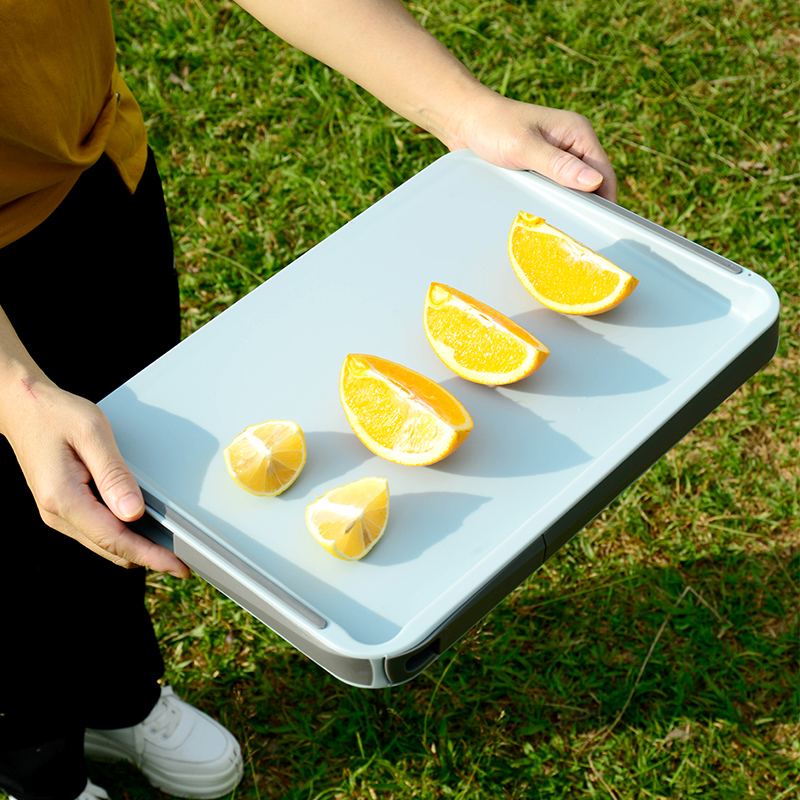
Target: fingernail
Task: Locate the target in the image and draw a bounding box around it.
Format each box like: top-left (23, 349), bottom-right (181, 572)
top-left (168, 569), bottom-right (190, 579)
top-left (578, 168), bottom-right (602, 187)
top-left (118, 492), bottom-right (143, 519)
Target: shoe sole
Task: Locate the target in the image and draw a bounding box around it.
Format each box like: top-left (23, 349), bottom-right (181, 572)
top-left (84, 730), bottom-right (244, 800)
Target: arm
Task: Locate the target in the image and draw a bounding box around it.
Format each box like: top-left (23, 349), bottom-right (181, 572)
top-left (0, 306), bottom-right (190, 576)
top-left (235, 0), bottom-right (617, 200)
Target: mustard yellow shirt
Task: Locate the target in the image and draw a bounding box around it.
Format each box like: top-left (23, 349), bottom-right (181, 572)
top-left (0, 0), bottom-right (147, 248)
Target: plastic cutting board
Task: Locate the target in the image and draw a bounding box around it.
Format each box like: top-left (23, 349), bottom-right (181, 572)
top-left (99, 150), bottom-right (780, 688)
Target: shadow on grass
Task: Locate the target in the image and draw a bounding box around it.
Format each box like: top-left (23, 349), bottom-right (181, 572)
top-left (133, 544), bottom-right (797, 799)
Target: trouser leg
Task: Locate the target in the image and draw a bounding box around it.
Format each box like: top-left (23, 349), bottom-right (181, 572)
top-left (0, 733), bottom-right (85, 800)
top-left (0, 147), bottom-right (181, 795)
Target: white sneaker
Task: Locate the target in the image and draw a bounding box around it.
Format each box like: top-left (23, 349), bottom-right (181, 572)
top-left (83, 686), bottom-right (243, 799)
top-left (9, 778), bottom-right (110, 800)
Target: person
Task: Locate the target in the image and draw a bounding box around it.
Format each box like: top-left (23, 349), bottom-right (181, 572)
top-left (0, 1), bottom-right (616, 799)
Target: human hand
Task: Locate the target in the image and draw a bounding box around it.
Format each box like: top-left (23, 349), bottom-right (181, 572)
top-left (2, 377), bottom-right (190, 576)
top-left (444, 89), bottom-right (618, 203)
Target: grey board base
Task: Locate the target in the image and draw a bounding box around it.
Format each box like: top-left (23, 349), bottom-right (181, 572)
top-left (130, 315), bottom-right (779, 688)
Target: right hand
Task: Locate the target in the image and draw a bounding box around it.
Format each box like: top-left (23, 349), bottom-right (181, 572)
top-left (444, 91), bottom-right (618, 202)
top-left (2, 375), bottom-right (190, 576)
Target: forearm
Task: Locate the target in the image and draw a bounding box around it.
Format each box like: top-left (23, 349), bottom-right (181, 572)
top-left (234, 0), bottom-right (488, 148)
top-left (234, 0), bottom-right (616, 198)
top-left (0, 306), bottom-right (52, 440)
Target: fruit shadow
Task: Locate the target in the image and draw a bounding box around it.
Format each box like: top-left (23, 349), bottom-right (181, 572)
top-left (594, 238), bottom-right (733, 329)
top-left (366, 490), bottom-right (491, 567)
top-left (177, 506), bottom-right (409, 645)
top-left (163, 488), bottom-right (489, 647)
top-left (507, 308), bottom-right (668, 398)
top-left (237, 489), bottom-right (492, 642)
top-left (429, 377), bottom-right (592, 478)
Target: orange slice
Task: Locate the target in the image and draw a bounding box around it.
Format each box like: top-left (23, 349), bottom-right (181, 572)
top-left (339, 353), bottom-right (473, 466)
top-left (508, 211), bottom-right (638, 315)
top-left (423, 282), bottom-right (549, 384)
top-left (223, 420), bottom-right (306, 496)
top-left (306, 477), bottom-right (389, 560)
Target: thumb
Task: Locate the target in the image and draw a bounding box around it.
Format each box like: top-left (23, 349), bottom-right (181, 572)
top-left (80, 424), bottom-right (145, 523)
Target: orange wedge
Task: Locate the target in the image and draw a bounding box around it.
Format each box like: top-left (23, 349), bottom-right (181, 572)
top-left (508, 211), bottom-right (638, 315)
top-left (339, 353), bottom-right (473, 466)
top-left (306, 477), bottom-right (389, 560)
top-left (423, 282), bottom-right (549, 384)
top-left (223, 420), bottom-right (306, 496)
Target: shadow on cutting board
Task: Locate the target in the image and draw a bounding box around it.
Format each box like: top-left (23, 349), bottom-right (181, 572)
top-left (104, 385), bottom-right (219, 510)
top-left (505, 309), bottom-right (669, 400)
top-left (191, 487), bottom-right (490, 644)
top-left (596, 238), bottom-right (733, 329)
top-left (431, 377), bottom-right (591, 478)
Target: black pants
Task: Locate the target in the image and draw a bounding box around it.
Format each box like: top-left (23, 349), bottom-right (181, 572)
top-left (0, 149), bottom-right (181, 800)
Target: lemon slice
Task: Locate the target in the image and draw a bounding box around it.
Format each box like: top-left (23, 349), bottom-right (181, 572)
top-left (339, 353), bottom-right (473, 466)
top-left (423, 282), bottom-right (549, 384)
top-left (508, 211), bottom-right (638, 315)
top-left (223, 420), bottom-right (306, 496)
top-left (306, 477), bottom-right (390, 560)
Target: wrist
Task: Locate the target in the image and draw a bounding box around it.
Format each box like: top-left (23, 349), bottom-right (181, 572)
top-left (418, 78), bottom-right (497, 152)
top-left (0, 360), bottom-right (55, 441)
top-left (0, 306), bottom-right (55, 437)
top-left (431, 86), bottom-right (519, 159)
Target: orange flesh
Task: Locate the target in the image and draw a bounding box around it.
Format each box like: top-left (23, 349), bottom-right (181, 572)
top-left (425, 300), bottom-right (529, 374)
top-left (307, 477), bottom-right (389, 559)
top-left (342, 354), bottom-right (468, 453)
top-left (226, 439), bottom-right (303, 493)
top-left (225, 421), bottom-right (305, 495)
top-left (342, 366), bottom-right (442, 451)
top-left (311, 490), bottom-right (387, 558)
top-left (510, 226), bottom-right (621, 305)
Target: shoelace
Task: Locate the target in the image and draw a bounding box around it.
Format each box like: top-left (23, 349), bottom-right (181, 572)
top-left (145, 695), bottom-right (182, 739)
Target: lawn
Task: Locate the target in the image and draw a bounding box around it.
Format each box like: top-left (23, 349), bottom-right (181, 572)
top-left (7, 0), bottom-right (798, 798)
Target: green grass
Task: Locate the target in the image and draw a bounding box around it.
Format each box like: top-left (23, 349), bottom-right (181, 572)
top-left (6, 0), bottom-right (798, 797)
